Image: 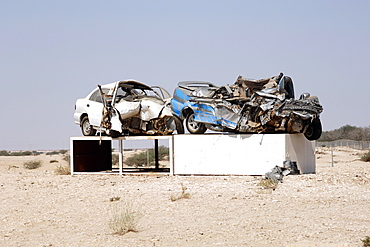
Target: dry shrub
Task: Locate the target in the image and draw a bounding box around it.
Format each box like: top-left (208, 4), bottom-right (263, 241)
top-left (108, 201), bottom-right (142, 235)
top-left (109, 196), bottom-right (121, 202)
top-left (112, 154), bottom-right (119, 166)
top-left (170, 183), bottom-right (190, 202)
top-left (23, 160), bottom-right (42, 169)
top-left (63, 154), bottom-right (70, 164)
top-left (362, 236), bottom-right (370, 247)
top-left (257, 177), bottom-right (279, 190)
top-left (55, 165), bottom-right (71, 175)
top-left (361, 151), bottom-right (370, 162)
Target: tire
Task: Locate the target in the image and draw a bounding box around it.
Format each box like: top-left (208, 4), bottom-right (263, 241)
top-left (185, 112), bottom-right (206, 134)
top-left (81, 116), bottom-right (97, 136)
top-left (304, 118), bottom-right (322, 141)
top-left (109, 130), bottom-right (121, 138)
top-left (174, 116), bottom-right (184, 134)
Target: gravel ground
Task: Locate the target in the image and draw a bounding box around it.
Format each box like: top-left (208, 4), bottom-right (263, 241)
top-left (0, 147), bottom-right (369, 247)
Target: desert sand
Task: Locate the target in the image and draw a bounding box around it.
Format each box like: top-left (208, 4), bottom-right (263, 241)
top-left (0, 147), bottom-right (369, 247)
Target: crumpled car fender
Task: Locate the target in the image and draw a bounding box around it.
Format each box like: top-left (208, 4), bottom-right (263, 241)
top-left (115, 101), bottom-right (141, 119)
top-left (139, 98), bottom-right (172, 121)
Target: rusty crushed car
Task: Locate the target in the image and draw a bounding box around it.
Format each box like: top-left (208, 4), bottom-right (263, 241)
top-left (171, 73), bottom-right (323, 140)
top-left (74, 80), bottom-right (179, 137)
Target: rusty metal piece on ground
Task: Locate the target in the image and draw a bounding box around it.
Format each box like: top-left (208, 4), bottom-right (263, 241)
top-left (283, 160), bottom-right (300, 175)
top-left (265, 160), bottom-right (300, 182)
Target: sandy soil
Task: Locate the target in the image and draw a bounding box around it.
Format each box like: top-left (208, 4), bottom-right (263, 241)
top-left (0, 147), bottom-right (369, 247)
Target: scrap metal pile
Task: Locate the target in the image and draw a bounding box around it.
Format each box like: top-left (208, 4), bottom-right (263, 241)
top-left (75, 73), bottom-right (323, 139)
top-left (171, 73), bottom-right (323, 140)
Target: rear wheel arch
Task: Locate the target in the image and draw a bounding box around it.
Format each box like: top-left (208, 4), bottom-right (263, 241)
top-left (80, 115), bottom-right (97, 136)
top-left (181, 107), bottom-right (194, 119)
top-left (185, 111), bottom-right (207, 134)
top-left (80, 113), bottom-right (88, 125)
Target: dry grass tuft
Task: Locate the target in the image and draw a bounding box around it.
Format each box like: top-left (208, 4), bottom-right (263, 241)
top-left (108, 201), bottom-right (142, 235)
top-left (54, 165), bottom-right (71, 175)
top-left (257, 177), bottom-right (279, 190)
top-left (170, 183), bottom-right (191, 201)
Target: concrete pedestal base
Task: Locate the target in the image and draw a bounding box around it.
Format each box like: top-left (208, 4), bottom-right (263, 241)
top-left (172, 133), bottom-right (315, 175)
top-left (70, 133), bottom-right (315, 176)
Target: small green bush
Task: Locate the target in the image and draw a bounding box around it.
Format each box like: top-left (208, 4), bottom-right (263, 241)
top-left (46, 150), bottom-right (68, 155)
top-left (125, 146), bottom-right (169, 167)
top-left (50, 160), bottom-right (59, 163)
top-left (0, 150), bottom-right (10, 156)
top-left (23, 160), bottom-right (42, 169)
top-left (13, 151), bottom-right (33, 156)
top-left (112, 154), bottom-right (119, 166)
top-left (361, 151), bottom-right (370, 162)
top-left (0, 150), bottom-right (41, 156)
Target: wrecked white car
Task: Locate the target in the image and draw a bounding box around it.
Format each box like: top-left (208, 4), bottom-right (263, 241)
top-left (171, 73), bottom-right (323, 140)
top-left (74, 80), bottom-right (176, 137)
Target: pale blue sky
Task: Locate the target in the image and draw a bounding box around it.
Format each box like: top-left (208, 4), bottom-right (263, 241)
top-left (1, 0), bottom-right (369, 150)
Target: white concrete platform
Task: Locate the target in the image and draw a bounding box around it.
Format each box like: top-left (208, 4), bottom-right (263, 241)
top-left (172, 133), bottom-right (315, 175)
top-left (70, 133), bottom-right (316, 176)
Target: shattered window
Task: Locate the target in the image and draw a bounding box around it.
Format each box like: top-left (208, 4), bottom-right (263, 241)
top-left (116, 87), bottom-right (131, 97)
top-left (133, 89), bottom-right (159, 97)
top-left (89, 88), bottom-right (109, 103)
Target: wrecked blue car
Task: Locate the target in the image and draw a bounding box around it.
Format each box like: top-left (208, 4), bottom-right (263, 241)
top-left (171, 73), bottom-right (323, 140)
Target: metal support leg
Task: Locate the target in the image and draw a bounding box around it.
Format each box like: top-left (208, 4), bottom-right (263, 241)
top-left (119, 139), bottom-right (123, 175)
top-left (155, 139), bottom-right (159, 170)
top-left (169, 136), bottom-right (174, 176)
top-left (70, 138), bottom-right (74, 175)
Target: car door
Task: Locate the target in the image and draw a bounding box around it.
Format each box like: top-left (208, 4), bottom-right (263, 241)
top-left (151, 86), bottom-right (171, 100)
top-left (85, 88), bottom-right (105, 127)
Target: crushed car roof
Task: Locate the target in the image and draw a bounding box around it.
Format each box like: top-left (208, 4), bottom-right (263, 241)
top-left (100, 80), bottom-right (153, 90)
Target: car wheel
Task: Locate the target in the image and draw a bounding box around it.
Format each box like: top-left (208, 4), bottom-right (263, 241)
top-left (81, 116), bottom-right (97, 136)
top-left (185, 112), bottom-right (206, 134)
top-left (109, 130), bottom-right (121, 138)
top-left (304, 118), bottom-right (322, 141)
top-left (174, 116), bottom-right (184, 134)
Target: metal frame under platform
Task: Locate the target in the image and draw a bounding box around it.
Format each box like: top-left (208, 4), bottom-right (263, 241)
top-left (70, 136), bottom-right (173, 175)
